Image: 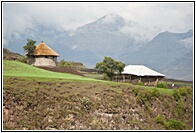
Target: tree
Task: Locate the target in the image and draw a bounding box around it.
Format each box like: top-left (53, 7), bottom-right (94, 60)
top-left (23, 39), bottom-right (36, 56)
top-left (116, 61), bottom-right (125, 75)
top-left (95, 56), bottom-right (125, 81)
top-left (58, 59), bottom-right (73, 68)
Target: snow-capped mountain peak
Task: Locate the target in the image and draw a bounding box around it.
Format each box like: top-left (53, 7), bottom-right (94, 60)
top-left (97, 14), bottom-right (126, 25)
top-left (75, 14), bottom-right (127, 33)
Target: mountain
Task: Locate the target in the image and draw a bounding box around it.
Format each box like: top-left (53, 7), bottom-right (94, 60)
top-left (67, 14), bottom-right (140, 57)
top-left (3, 22), bottom-right (69, 55)
top-left (120, 30), bottom-right (193, 66)
top-left (119, 30), bottom-right (193, 81)
top-left (3, 14), bottom-right (193, 81)
top-left (161, 50), bottom-right (193, 81)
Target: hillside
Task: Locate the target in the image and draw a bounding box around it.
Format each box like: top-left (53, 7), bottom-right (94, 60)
top-left (161, 50), bottom-right (193, 81)
top-left (3, 60), bottom-right (193, 130)
top-left (3, 60), bottom-right (97, 82)
top-left (3, 48), bottom-right (25, 61)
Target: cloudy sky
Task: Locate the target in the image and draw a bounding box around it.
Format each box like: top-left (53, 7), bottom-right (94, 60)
top-left (3, 2), bottom-right (193, 41)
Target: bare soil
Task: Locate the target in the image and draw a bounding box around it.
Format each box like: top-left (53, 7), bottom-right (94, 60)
top-left (37, 66), bottom-right (85, 77)
top-left (3, 77), bottom-right (193, 130)
top-left (79, 68), bottom-right (102, 74)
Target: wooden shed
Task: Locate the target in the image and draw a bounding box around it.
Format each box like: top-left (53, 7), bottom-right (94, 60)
top-left (27, 41), bottom-right (59, 67)
top-left (115, 65), bottom-right (165, 86)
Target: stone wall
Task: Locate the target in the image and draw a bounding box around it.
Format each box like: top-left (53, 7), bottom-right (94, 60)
top-left (27, 56), bottom-right (57, 67)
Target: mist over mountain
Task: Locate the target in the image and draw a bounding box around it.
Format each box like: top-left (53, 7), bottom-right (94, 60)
top-left (3, 14), bottom-right (193, 81)
top-left (66, 14), bottom-right (140, 57)
top-left (161, 50), bottom-right (193, 81)
top-left (120, 30), bottom-right (193, 67)
top-left (118, 30), bottom-right (193, 81)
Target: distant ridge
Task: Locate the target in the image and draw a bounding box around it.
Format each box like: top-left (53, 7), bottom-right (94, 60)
top-left (3, 48), bottom-right (24, 61)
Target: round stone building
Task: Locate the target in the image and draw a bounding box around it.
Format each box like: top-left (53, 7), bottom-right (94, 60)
top-left (27, 41), bottom-right (59, 67)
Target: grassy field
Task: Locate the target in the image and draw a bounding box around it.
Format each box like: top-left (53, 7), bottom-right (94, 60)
top-left (3, 60), bottom-right (99, 82)
top-left (164, 81), bottom-right (193, 86)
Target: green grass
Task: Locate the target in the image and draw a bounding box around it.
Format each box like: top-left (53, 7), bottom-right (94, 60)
top-left (3, 60), bottom-right (99, 82)
top-left (165, 81), bottom-right (192, 86)
top-left (147, 86), bottom-right (173, 95)
top-left (3, 60), bottom-right (175, 95)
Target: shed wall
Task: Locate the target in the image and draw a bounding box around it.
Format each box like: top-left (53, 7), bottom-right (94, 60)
top-left (114, 74), bottom-right (164, 86)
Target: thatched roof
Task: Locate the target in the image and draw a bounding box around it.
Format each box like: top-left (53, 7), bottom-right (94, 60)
top-left (33, 42), bottom-right (59, 56)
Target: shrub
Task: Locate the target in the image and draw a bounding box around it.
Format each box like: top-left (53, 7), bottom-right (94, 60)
top-left (178, 86), bottom-right (192, 96)
top-left (156, 115), bottom-right (165, 125)
top-left (175, 99), bottom-right (186, 118)
top-left (138, 81), bottom-right (143, 86)
top-left (151, 88), bottom-right (160, 98)
top-left (173, 89), bottom-right (181, 101)
top-left (81, 97), bottom-right (91, 111)
top-left (164, 119), bottom-right (186, 130)
top-left (58, 59), bottom-right (73, 68)
top-left (156, 82), bottom-right (168, 89)
top-left (185, 86), bottom-right (193, 95)
top-left (136, 90), bottom-right (152, 104)
top-left (136, 88), bottom-right (161, 105)
top-left (21, 56), bottom-right (27, 63)
top-left (178, 87), bottom-right (187, 96)
top-left (132, 88), bottom-right (139, 96)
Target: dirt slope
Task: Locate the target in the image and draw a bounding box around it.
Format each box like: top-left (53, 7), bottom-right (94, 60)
top-left (3, 77), bottom-right (193, 130)
top-left (3, 48), bottom-right (24, 61)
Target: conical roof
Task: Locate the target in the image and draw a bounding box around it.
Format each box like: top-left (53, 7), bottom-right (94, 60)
top-left (34, 42), bottom-right (59, 56)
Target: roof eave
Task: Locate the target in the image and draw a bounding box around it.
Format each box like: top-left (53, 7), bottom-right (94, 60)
top-left (122, 73), bottom-right (165, 77)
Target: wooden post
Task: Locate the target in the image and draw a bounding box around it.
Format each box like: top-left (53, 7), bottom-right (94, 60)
top-left (123, 75), bottom-right (125, 82)
top-left (154, 78), bottom-right (158, 87)
top-left (148, 76), bottom-right (150, 86)
top-left (130, 75), bottom-right (132, 83)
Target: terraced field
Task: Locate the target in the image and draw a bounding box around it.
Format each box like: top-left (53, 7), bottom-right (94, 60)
top-left (3, 60), bottom-right (193, 130)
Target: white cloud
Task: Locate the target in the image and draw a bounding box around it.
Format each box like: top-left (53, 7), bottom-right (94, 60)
top-left (72, 45), bottom-right (77, 50)
top-left (3, 2), bottom-right (193, 41)
top-left (119, 2), bottom-right (193, 40)
top-left (101, 14), bottom-right (119, 24)
top-left (3, 4), bottom-right (33, 35)
top-left (3, 39), bottom-right (8, 46)
top-left (179, 37), bottom-right (193, 49)
top-left (119, 21), bottom-right (156, 42)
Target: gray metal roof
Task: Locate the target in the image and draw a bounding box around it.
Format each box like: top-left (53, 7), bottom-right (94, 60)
top-left (122, 65), bottom-right (165, 77)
